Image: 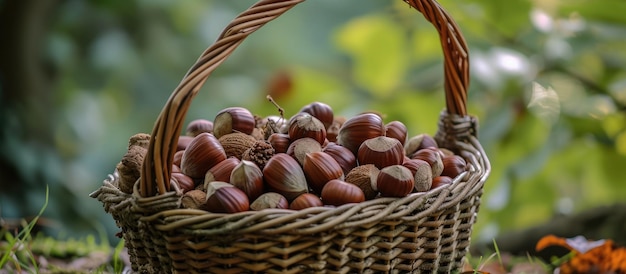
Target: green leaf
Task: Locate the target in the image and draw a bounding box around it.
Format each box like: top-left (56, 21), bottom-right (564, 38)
top-left (334, 14), bottom-right (409, 98)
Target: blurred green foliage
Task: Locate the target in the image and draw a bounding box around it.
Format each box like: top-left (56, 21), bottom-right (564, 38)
top-left (1, 0), bottom-right (625, 246)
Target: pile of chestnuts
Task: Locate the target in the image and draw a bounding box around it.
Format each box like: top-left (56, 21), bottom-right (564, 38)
top-left (162, 101), bottom-right (468, 213)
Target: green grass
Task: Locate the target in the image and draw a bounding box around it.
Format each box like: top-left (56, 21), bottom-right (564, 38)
top-left (0, 187), bottom-right (122, 273)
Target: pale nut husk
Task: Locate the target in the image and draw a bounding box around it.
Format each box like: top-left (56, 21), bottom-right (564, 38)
top-left (377, 165), bottom-right (414, 197)
top-left (250, 192), bottom-right (289, 211)
top-left (357, 136), bottom-right (405, 169)
top-left (303, 151), bottom-right (344, 194)
top-left (263, 153), bottom-right (308, 202)
top-left (181, 132), bottom-right (227, 179)
top-left (402, 159), bottom-right (432, 192)
top-left (230, 160), bottom-right (264, 201)
top-left (205, 181), bottom-right (250, 213)
top-left (337, 113), bottom-right (385, 155)
top-left (218, 132), bottom-right (257, 159)
top-left (213, 107), bottom-right (256, 139)
top-left (344, 164), bottom-right (380, 200)
top-left (286, 137), bottom-right (322, 166)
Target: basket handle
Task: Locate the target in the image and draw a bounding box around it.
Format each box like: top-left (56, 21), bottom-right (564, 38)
top-left (140, 0), bottom-right (470, 197)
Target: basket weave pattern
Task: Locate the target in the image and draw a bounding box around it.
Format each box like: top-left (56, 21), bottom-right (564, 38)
top-left (91, 0), bottom-right (490, 272)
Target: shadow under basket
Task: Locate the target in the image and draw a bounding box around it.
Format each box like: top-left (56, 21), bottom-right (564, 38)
top-left (91, 0), bottom-right (491, 273)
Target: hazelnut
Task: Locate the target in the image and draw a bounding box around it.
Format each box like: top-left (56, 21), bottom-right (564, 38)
top-left (303, 151), bottom-right (344, 193)
top-left (402, 159), bottom-right (432, 192)
top-left (322, 142), bottom-right (357, 175)
top-left (337, 113), bottom-right (385, 155)
top-left (186, 119), bottom-right (213, 137)
top-left (263, 153), bottom-right (309, 201)
top-left (205, 181), bottom-right (250, 213)
top-left (267, 133), bottom-right (290, 154)
top-left (204, 157), bottom-right (240, 185)
top-left (180, 133), bottom-right (227, 179)
top-left (290, 193), bottom-right (323, 210)
top-left (431, 176), bottom-right (453, 190)
top-left (287, 113), bottom-right (327, 145)
top-left (326, 116), bottom-right (346, 143)
top-left (404, 133), bottom-right (438, 157)
top-left (441, 155), bottom-right (467, 179)
top-left (411, 147), bottom-right (444, 178)
top-left (286, 137), bottom-right (322, 166)
top-left (230, 160), bottom-right (264, 201)
top-left (213, 107), bottom-right (256, 139)
top-left (357, 136), bottom-right (404, 169)
top-left (385, 121), bottom-right (408, 146)
top-left (177, 135), bottom-right (194, 151)
top-left (377, 165), bottom-right (414, 197)
top-left (171, 172), bottom-right (195, 193)
top-left (250, 192), bottom-right (289, 210)
top-left (299, 102), bottom-right (334, 130)
top-left (321, 179), bottom-right (365, 206)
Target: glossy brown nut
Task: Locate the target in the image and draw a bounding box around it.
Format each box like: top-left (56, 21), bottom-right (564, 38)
top-left (322, 142), bottom-right (357, 175)
top-left (303, 151), bottom-right (344, 193)
top-left (181, 133), bottom-right (227, 179)
top-left (441, 155), bottom-right (467, 179)
top-left (385, 121), bottom-right (408, 146)
top-left (204, 157), bottom-right (240, 185)
top-left (213, 107), bottom-right (256, 139)
top-left (337, 113), bottom-right (385, 155)
top-left (289, 193), bottom-right (323, 210)
top-left (299, 102), bottom-right (334, 130)
top-left (173, 150), bottom-right (185, 167)
top-left (171, 172), bottom-right (196, 193)
top-left (357, 136), bottom-right (404, 169)
top-left (377, 165), bottom-right (414, 197)
top-left (186, 119), bottom-right (213, 137)
top-left (431, 176), bottom-right (453, 190)
top-left (267, 133), bottom-right (290, 154)
top-left (250, 192), bottom-right (289, 211)
top-left (205, 181), bottom-right (250, 213)
top-left (321, 179), bottom-right (365, 206)
top-left (288, 113), bottom-right (327, 145)
top-left (177, 135), bottom-right (194, 151)
top-left (263, 153), bottom-right (309, 201)
top-left (230, 160), bottom-right (264, 201)
top-left (326, 116), bottom-right (346, 143)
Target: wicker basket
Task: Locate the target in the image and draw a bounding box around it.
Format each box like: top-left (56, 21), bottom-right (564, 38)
top-left (91, 0), bottom-right (491, 272)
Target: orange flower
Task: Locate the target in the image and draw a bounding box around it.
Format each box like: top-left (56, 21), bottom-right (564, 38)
top-left (536, 234), bottom-right (626, 274)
